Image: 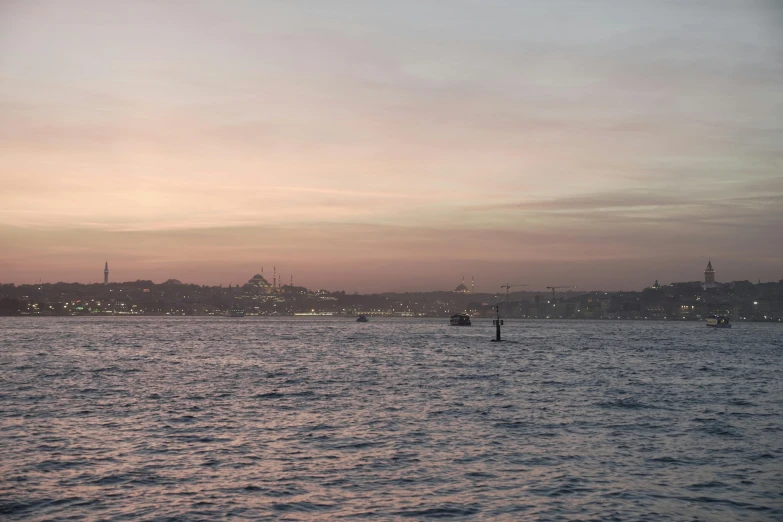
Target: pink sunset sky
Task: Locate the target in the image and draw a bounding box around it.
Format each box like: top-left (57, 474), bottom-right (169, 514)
top-left (1, 0), bottom-right (781, 292)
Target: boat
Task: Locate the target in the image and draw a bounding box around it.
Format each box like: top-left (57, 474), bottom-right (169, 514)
top-left (356, 315), bottom-right (368, 322)
top-left (450, 313), bottom-right (471, 326)
top-left (227, 308), bottom-right (245, 317)
top-left (706, 315), bottom-right (731, 328)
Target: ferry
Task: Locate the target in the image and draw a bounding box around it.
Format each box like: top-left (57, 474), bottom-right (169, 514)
top-left (450, 313), bottom-right (471, 326)
top-left (356, 315), bottom-right (368, 322)
top-left (706, 315), bottom-right (731, 328)
top-left (227, 308), bottom-right (245, 317)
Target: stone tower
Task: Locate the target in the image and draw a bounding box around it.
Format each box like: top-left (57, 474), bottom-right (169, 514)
top-left (704, 260), bottom-right (715, 286)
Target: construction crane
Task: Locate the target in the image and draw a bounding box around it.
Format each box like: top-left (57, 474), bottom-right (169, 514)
top-left (546, 286), bottom-right (573, 301)
top-left (501, 283), bottom-right (529, 315)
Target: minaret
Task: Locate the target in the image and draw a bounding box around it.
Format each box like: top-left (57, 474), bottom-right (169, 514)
top-left (471, 276), bottom-right (475, 294)
top-left (273, 266), bottom-right (277, 290)
top-left (290, 274), bottom-right (293, 286)
top-left (104, 261), bottom-right (109, 285)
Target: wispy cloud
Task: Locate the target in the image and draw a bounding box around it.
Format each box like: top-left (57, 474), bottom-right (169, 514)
top-left (1, 0), bottom-right (782, 288)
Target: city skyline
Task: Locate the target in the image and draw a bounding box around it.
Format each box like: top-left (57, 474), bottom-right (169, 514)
top-left (2, 1), bottom-right (782, 291)
top-left (3, 259), bottom-right (779, 321)
top-left (3, 258), bottom-right (778, 295)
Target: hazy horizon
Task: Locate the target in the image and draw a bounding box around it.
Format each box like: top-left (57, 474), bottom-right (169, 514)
top-left (2, 1), bottom-right (782, 292)
top-left (3, 256), bottom-right (776, 295)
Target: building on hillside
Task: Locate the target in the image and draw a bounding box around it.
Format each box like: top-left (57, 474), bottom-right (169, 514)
top-left (245, 272), bottom-right (274, 295)
top-left (454, 276), bottom-right (471, 293)
top-left (704, 260), bottom-right (716, 289)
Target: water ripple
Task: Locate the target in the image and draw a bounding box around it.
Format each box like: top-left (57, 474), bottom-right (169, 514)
top-left (1, 317), bottom-right (781, 520)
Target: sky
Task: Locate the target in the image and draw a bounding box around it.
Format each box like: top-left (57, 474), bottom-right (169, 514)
top-left (1, 0), bottom-right (782, 292)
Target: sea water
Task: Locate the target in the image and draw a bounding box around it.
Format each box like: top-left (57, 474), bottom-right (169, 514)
top-left (1, 317), bottom-right (781, 520)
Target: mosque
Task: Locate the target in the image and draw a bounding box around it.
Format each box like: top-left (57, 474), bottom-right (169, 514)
top-left (453, 276), bottom-right (474, 294)
top-left (243, 266), bottom-right (291, 294)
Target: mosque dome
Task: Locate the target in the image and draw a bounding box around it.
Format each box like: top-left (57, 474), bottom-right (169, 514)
top-left (247, 274), bottom-right (270, 287)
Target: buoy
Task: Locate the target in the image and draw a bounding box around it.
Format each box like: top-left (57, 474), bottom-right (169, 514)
top-left (491, 305), bottom-right (504, 342)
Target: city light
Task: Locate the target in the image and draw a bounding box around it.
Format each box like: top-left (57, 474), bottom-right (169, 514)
top-left (1, 262), bottom-right (780, 320)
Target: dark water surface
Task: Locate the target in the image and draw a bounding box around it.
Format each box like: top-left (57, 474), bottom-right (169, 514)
top-left (1, 318), bottom-right (781, 520)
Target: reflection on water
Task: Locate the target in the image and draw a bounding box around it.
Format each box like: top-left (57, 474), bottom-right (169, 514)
top-left (1, 318), bottom-right (781, 520)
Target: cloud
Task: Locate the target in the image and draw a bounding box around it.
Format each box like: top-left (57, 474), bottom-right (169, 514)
top-left (1, 0), bottom-right (782, 289)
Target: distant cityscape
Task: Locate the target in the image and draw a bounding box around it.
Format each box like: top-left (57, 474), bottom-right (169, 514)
top-left (0, 261), bottom-right (781, 321)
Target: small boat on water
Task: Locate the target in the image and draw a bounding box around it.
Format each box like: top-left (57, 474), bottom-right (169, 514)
top-left (227, 308), bottom-right (245, 317)
top-left (706, 315), bottom-right (731, 328)
top-left (450, 313), bottom-right (471, 326)
top-left (356, 315), bottom-right (368, 322)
